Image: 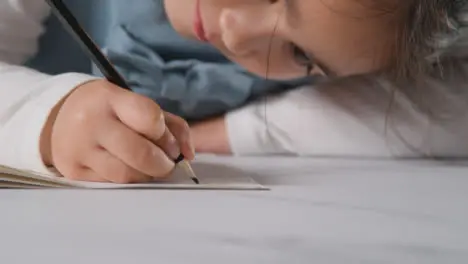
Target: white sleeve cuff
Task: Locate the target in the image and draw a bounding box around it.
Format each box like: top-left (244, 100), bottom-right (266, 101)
top-left (0, 72), bottom-right (99, 176)
top-left (225, 104), bottom-right (266, 156)
top-left (225, 99), bottom-right (293, 156)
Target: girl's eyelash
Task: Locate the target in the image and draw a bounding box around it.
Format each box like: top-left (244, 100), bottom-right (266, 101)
top-left (291, 44), bottom-right (314, 72)
top-left (280, 0), bottom-right (315, 74)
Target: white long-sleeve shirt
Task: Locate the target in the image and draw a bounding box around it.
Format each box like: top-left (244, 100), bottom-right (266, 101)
top-left (1, 0), bottom-right (468, 179)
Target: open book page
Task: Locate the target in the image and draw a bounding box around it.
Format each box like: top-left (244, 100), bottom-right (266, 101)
top-left (0, 161), bottom-right (267, 190)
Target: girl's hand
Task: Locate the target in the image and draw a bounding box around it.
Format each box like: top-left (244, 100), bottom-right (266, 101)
top-left (40, 79), bottom-right (194, 183)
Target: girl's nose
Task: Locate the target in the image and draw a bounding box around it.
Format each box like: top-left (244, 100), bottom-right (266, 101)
top-left (219, 4), bottom-right (280, 57)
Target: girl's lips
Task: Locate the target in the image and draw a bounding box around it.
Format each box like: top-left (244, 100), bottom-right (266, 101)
top-left (194, 0), bottom-right (208, 42)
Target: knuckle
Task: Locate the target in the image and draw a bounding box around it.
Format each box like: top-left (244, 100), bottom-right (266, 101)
top-left (71, 108), bottom-right (94, 127)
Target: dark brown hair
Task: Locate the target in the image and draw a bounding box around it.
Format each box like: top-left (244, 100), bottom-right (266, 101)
top-left (388, 0), bottom-right (457, 82)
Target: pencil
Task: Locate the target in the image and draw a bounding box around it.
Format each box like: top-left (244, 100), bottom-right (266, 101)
top-left (45, 0), bottom-right (199, 184)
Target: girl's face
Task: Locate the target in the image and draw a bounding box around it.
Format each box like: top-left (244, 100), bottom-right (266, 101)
top-left (164, 0), bottom-right (397, 80)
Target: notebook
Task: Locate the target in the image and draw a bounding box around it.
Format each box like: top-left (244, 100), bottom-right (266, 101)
top-left (0, 162), bottom-right (267, 190)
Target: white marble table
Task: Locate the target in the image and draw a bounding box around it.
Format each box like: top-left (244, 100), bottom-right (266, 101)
top-left (1, 155), bottom-right (468, 263)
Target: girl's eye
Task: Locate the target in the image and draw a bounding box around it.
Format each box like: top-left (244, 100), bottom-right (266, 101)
top-left (291, 44), bottom-right (314, 72)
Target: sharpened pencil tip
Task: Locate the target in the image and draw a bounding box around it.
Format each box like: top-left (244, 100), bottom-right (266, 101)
top-left (180, 160), bottom-right (200, 184)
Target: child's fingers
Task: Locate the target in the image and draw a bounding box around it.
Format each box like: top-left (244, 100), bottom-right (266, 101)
top-left (84, 148), bottom-right (153, 184)
top-left (97, 118), bottom-right (174, 179)
top-left (109, 90), bottom-right (182, 160)
top-left (110, 89), bottom-right (166, 145)
top-left (154, 129), bottom-right (181, 160)
top-left (164, 112), bottom-right (195, 160)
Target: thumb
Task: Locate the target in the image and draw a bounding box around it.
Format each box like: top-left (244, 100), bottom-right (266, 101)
top-left (109, 89), bottom-right (179, 159)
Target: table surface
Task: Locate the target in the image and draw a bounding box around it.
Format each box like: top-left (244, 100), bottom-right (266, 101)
top-left (1, 155), bottom-right (468, 264)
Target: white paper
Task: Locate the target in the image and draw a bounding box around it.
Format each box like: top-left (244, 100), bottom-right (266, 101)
top-left (0, 162), bottom-right (267, 190)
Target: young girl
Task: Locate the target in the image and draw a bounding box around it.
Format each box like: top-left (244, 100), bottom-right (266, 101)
top-left (0, 0), bottom-right (466, 184)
